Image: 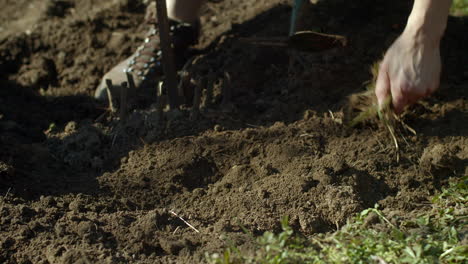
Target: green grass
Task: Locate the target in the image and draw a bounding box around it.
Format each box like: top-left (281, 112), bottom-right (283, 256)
top-left (451, 0), bottom-right (468, 16)
top-left (206, 176), bottom-right (468, 263)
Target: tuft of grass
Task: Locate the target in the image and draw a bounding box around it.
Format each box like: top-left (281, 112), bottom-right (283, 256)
top-left (345, 61), bottom-right (409, 161)
top-left (345, 61), bottom-right (391, 128)
top-left (207, 176), bottom-right (468, 264)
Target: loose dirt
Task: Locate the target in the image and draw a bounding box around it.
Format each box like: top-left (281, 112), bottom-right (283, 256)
top-left (0, 0), bottom-right (466, 263)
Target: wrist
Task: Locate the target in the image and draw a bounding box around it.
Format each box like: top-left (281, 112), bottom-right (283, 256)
top-left (404, 0), bottom-right (451, 44)
top-left (403, 22), bottom-right (441, 47)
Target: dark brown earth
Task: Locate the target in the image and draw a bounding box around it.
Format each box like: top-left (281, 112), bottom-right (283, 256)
top-left (0, 0), bottom-right (467, 263)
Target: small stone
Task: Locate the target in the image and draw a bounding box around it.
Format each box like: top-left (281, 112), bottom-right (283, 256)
top-left (64, 121), bottom-right (77, 133)
top-left (420, 144), bottom-right (453, 168)
top-left (211, 186), bottom-right (220, 194)
top-left (40, 196), bottom-right (57, 207)
top-left (68, 199), bottom-right (84, 213)
top-left (108, 32), bottom-right (128, 50)
top-left (214, 124), bottom-right (222, 132)
top-left (76, 221), bottom-right (97, 237)
top-left (54, 223), bottom-right (65, 236)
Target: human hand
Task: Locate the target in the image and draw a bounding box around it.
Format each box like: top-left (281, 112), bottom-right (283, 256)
top-left (375, 0), bottom-right (452, 114)
top-left (375, 31), bottom-right (441, 114)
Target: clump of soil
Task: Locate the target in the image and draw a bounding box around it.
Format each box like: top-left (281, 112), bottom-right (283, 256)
top-left (0, 0), bottom-right (467, 263)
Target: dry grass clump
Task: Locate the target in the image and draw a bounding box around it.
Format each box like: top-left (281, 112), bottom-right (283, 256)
top-left (345, 62), bottom-right (415, 161)
top-left (345, 61), bottom-right (388, 127)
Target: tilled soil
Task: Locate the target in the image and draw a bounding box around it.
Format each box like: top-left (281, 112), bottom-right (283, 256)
top-left (0, 0), bottom-right (467, 263)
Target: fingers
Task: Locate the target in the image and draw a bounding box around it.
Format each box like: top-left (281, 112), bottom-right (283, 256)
top-left (375, 63), bottom-right (417, 114)
top-left (375, 62), bottom-right (391, 108)
top-left (393, 83), bottom-right (434, 114)
top-left (375, 61), bottom-right (438, 114)
top-left (391, 84), bottom-right (407, 114)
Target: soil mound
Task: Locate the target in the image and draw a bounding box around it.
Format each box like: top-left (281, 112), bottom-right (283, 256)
top-left (0, 0), bottom-right (466, 263)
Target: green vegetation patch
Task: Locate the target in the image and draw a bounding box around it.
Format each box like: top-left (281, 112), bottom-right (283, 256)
top-left (451, 0), bottom-right (468, 16)
top-left (207, 176), bottom-right (468, 263)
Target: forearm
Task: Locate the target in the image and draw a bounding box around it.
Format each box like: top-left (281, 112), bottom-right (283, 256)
top-left (405, 0), bottom-right (452, 43)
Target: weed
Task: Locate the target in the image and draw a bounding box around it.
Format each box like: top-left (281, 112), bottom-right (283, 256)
top-left (451, 0), bottom-right (468, 16)
top-left (345, 61), bottom-right (416, 161)
top-left (207, 176), bottom-right (468, 263)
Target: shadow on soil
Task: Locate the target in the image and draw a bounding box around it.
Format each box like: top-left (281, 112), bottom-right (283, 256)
top-left (1, 0), bottom-right (466, 203)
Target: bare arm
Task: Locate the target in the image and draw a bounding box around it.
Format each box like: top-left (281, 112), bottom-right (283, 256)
top-left (406, 0), bottom-right (451, 43)
top-left (375, 0), bottom-right (452, 113)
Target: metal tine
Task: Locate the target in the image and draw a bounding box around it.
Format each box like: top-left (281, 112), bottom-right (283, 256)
top-left (203, 72), bottom-right (215, 108)
top-left (105, 79), bottom-right (116, 113)
top-left (156, 81), bottom-right (167, 122)
top-left (191, 78), bottom-right (202, 120)
top-left (120, 81), bottom-right (128, 121)
top-left (177, 57), bottom-right (195, 98)
top-left (126, 72), bottom-right (137, 97)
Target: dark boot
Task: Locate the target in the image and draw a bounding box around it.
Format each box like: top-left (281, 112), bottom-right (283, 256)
top-left (94, 19), bottom-right (200, 101)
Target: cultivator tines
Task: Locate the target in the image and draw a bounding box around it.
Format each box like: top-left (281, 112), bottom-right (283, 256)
top-left (119, 81), bottom-right (128, 121)
top-left (126, 72), bottom-right (137, 98)
top-left (105, 79), bottom-right (116, 113)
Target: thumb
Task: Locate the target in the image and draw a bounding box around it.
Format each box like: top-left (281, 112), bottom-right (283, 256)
top-left (375, 62), bottom-right (390, 109)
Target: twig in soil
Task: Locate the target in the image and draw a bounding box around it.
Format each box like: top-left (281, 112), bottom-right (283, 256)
top-left (384, 121), bottom-right (400, 162)
top-left (120, 81), bottom-right (128, 122)
top-left (328, 110), bottom-right (342, 124)
top-left (105, 79), bottom-right (116, 113)
top-left (155, 0), bottom-right (179, 110)
top-left (169, 210), bottom-right (200, 233)
top-left (0, 187), bottom-right (11, 211)
top-left (394, 114), bottom-right (416, 135)
top-left (246, 123), bottom-right (261, 128)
